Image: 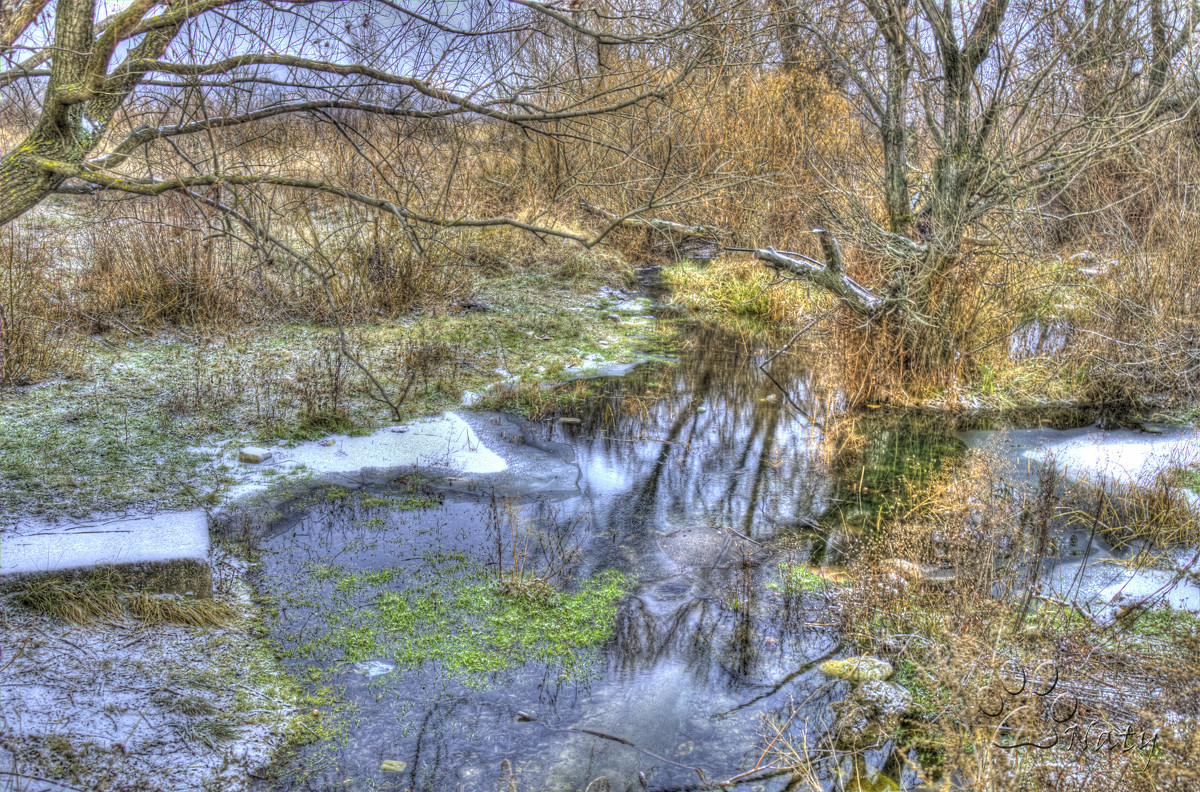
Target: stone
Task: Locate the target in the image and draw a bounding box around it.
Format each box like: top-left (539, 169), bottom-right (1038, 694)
top-left (830, 680), bottom-right (914, 749)
top-left (881, 558), bottom-right (957, 589)
top-left (819, 656), bottom-right (894, 683)
top-left (658, 525), bottom-right (746, 568)
top-left (380, 760), bottom-right (407, 772)
top-left (0, 511), bottom-right (212, 597)
top-left (603, 313), bottom-right (622, 323)
top-left (353, 660), bottom-right (395, 678)
top-left (881, 559), bottom-right (923, 579)
top-left (238, 446), bottom-right (273, 464)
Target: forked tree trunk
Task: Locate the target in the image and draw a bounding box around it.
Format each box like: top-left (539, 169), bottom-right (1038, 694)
top-left (1, 132), bottom-right (85, 225)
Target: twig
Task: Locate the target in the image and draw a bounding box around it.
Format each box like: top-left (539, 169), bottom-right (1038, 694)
top-left (759, 310), bottom-right (833, 369)
top-left (517, 711), bottom-right (708, 781)
top-left (0, 771), bottom-right (90, 792)
top-left (1031, 593), bottom-right (1091, 622)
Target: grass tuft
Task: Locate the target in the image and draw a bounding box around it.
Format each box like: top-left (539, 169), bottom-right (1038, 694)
top-left (7, 572), bottom-right (235, 626)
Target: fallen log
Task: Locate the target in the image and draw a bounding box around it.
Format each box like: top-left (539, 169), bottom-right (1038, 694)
top-left (727, 230), bottom-right (884, 317)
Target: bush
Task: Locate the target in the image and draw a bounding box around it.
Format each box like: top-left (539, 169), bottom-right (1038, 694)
top-left (0, 227), bottom-right (77, 386)
top-left (76, 199), bottom-right (246, 330)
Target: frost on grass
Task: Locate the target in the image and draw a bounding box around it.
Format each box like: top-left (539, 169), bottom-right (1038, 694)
top-left (0, 552), bottom-right (302, 792)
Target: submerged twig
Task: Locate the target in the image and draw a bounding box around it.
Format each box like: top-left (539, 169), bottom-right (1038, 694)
top-left (517, 710), bottom-right (709, 781)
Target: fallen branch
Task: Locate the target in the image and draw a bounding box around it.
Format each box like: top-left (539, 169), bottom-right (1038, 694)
top-left (517, 710), bottom-right (708, 781)
top-left (1031, 593), bottom-right (1091, 622)
top-left (580, 201), bottom-right (727, 238)
top-left (726, 230), bottom-right (885, 317)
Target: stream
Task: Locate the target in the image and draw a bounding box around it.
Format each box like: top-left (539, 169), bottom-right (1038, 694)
top-left (247, 318), bottom-right (1192, 792)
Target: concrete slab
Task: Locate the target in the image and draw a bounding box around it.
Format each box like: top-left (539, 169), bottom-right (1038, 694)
top-left (1, 510), bottom-right (211, 597)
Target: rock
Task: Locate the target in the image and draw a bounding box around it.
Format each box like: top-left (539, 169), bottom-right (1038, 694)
top-left (881, 559), bottom-right (924, 579)
top-left (819, 656), bottom-right (894, 683)
top-left (603, 313), bottom-right (622, 323)
top-left (380, 760), bottom-right (407, 772)
top-left (830, 680), bottom-right (914, 749)
top-left (658, 525), bottom-right (746, 568)
top-left (238, 446), bottom-right (272, 464)
top-left (881, 558), bottom-right (956, 589)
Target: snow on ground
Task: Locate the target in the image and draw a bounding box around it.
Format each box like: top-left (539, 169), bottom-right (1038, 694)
top-left (968, 423), bottom-right (1200, 620)
top-left (0, 552), bottom-right (295, 792)
top-left (1025, 425), bottom-right (1200, 618)
top-left (964, 423), bottom-right (1199, 620)
top-left (220, 411), bottom-right (507, 501)
top-left (1022, 424), bottom-right (1197, 493)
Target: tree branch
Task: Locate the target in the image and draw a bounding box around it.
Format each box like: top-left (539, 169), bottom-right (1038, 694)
top-left (727, 233), bottom-right (885, 317)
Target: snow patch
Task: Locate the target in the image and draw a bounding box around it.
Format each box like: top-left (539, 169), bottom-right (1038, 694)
top-left (1023, 426), bottom-right (1198, 492)
top-left (221, 412), bottom-right (507, 501)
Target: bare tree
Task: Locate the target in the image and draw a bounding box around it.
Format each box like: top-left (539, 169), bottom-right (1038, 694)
top-left (0, 1), bottom-right (722, 229)
top-left (0, 0), bottom-right (740, 411)
top-left (743, 0), bottom-right (1193, 387)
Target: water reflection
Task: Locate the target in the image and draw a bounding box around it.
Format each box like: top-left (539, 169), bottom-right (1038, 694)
top-left (254, 321), bottom-right (944, 792)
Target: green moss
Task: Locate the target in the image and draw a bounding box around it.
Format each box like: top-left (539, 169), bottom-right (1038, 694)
top-left (891, 658), bottom-right (950, 715)
top-left (281, 556), bottom-right (629, 687)
top-left (774, 561), bottom-right (835, 595)
top-left (352, 568), bottom-right (628, 680)
top-left (1127, 605), bottom-right (1200, 643)
top-left (818, 656), bottom-right (894, 682)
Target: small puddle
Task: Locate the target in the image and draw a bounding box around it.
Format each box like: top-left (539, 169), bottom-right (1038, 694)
top-left (253, 323), bottom-right (864, 791)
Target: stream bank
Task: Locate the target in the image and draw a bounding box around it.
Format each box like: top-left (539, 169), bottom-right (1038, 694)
top-left (2, 285), bottom-right (1196, 792)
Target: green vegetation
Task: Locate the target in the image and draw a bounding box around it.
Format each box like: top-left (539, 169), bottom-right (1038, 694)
top-left (772, 561), bottom-right (834, 595)
top-left (1127, 605), bottom-right (1200, 647)
top-left (274, 552), bottom-right (628, 687)
top-left (0, 273), bottom-right (674, 515)
top-left (1170, 463), bottom-right (1200, 494)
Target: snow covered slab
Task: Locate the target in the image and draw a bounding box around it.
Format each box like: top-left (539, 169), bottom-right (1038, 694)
top-left (0, 510), bottom-right (211, 597)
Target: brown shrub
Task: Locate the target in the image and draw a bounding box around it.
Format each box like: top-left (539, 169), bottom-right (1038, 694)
top-left (75, 199), bottom-right (247, 331)
top-left (0, 227), bottom-right (78, 386)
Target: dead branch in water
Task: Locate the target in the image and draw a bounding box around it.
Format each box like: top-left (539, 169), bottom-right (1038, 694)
top-left (516, 710), bottom-right (709, 781)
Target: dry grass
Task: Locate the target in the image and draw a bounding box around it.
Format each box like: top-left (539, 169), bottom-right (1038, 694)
top-left (0, 227), bottom-right (79, 386)
top-left (126, 593), bottom-right (236, 627)
top-left (802, 439), bottom-right (1200, 792)
top-left (7, 571), bottom-right (235, 627)
top-left (1062, 468), bottom-right (1200, 549)
top-left (9, 575), bottom-right (124, 624)
top-left (662, 258), bottom-right (828, 325)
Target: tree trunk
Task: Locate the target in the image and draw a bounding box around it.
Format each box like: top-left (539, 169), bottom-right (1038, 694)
top-left (0, 134), bottom-right (75, 225)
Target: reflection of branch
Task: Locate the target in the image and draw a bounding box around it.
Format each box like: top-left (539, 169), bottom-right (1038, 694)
top-left (516, 711), bottom-right (709, 781)
top-left (712, 648), bottom-right (841, 718)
